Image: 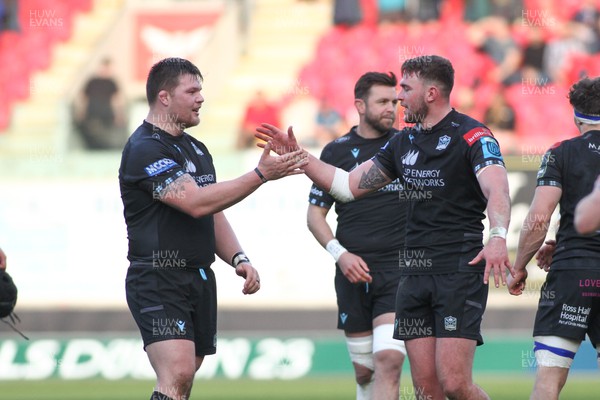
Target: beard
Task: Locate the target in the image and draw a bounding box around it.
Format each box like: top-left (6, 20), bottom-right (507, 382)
top-left (403, 99), bottom-right (429, 125)
top-left (364, 110), bottom-right (395, 134)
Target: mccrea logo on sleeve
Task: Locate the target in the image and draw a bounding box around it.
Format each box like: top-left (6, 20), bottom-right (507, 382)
top-left (144, 158), bottom-right (177, 176)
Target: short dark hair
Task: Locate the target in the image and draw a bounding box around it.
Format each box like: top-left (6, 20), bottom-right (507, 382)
top-left (354, 71), bottom-right (398, 100)
top-left (569, 76), bottom-right (600, 116)
top-left (401, 55), bottom-right (454, 98)
top-left (146, 58), bottom-right (203, 105)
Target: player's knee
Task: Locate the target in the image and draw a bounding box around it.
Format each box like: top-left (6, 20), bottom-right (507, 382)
top-left (346, 335), bottom-right (374, 384)
top-left (160, 367), bottom-right (195, 396)
top-left (440, 378), bottom-right (470, 400)
top-left (373, 324), bottom-right (406, 373)
top-left (533, 336), bottom-right (580, 369)
top-left (353, 362), bottom-right (374, 385)
top-left (373, 350), bottom-right (404, 375)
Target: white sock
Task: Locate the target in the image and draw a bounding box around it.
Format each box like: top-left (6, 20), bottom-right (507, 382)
top-left (357, 380), bottom-right (373, 400)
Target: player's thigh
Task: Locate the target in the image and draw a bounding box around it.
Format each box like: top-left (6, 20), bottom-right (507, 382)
top-left (435, 337), bottom-right (477, 383)
top-left (373, 312), bottom-right (395, 327)
top-left (146, 339), bottom-right (197, 379)
top-left (405, 337), bottom-right (437, 380)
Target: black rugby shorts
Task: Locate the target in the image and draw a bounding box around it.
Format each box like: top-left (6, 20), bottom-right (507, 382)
top-left (394, 272), bottom-right (488, 345)
top-left (335, 266), bottom-right (401, 332)
top-left (126, 263), bottom-right (217, 356)
top-left (533, 268), bottom-right (600, 347)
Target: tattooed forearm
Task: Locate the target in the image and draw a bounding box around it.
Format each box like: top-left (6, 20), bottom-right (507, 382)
top-left (158, 173), bottom-right (194, 200)
top-left (358, 164), bottom-right (389, 189)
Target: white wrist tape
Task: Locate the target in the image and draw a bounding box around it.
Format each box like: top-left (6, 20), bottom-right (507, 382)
top-left (489, 226), bottom-right (507, 239)
top-left (329, 168), bottom-right (355, 203)
top-left (326, 239), bottom-right (348, 262)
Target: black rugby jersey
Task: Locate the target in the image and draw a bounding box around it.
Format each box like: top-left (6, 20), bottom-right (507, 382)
top-left (373, 109), bottom-right (505, 275)
top-left (537, 130), bottom-right (600, 270)
top-left (119, 121), bottom-right (217, 268)
top-left (308, 127), bottom-right (406, 269)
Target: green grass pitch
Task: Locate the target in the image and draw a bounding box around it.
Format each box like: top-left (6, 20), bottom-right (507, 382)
top-left (1, 375), bottom-right (599, 400)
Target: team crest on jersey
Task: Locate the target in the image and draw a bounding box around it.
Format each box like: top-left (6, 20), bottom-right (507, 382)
top-left (401, 150), bottom-right (419, 165)
top-left (444, 316), bottom-right (457, 331)
top-left (351, 148), bottom-right (360, 158)
top-left (436, 135), bottom-right (451, 151)
top-left (191, 141), bottom-right (204, 156)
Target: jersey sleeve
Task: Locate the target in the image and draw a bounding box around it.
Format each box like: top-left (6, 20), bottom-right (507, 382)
top-left (121, 137), bottom-right (187, 198)
top-left (462, 126), bottom-right (505, 175)
top-left (536, 142), bottom-right (563, 188)
top-left (372, 133), bottom-right (401, 180)
top-left (308, 145), bottom-right (335, 208)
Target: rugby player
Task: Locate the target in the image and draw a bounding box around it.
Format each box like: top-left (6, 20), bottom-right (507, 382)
top-left (307, 72), bottom-right (406, 400)
top-left (509, 76), bottom-right (600, 400)
top-left (257, 55), bottom-right (512, 400)
top-left (119, 58), bottom-right (307, 400)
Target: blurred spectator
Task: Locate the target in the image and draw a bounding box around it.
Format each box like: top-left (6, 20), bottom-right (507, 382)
top-left (74, 58), bottom-right (127, 150)
top-left (314, 97), bottom-right (345, 146)
top-left (572, 0), bottom-right (600, 53)
top-left (543, 21), bottom-right (589, 84)
top-left (237, 90), bottom-right (281, 149)
top-left (477, 17), bottom-right (522, 85)
top-left (0, 0), bottom-right (18, 31)
top-left (522, 26), bottom-right (547, 72)
top-left (484, 90), bottom-right (517, 153)
top-left (333, 0), bottom-right (362, 26)
top-left (484, 91), bottom-right (515, 131)
top-left (573, 0), bottom-right (600, 29)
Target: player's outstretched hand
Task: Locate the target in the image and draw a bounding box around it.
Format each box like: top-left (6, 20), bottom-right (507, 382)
top-left (535, 239), bottom-right (556, 272)
top-left (235, 262), bottom-right (261, 295)
top-left (256, 141), bottom-right (307, 181)
top-left (255, 123), bottom-right (300, 155)
top-left (338, 252), bottom-right (372, 284)
top-left (469, 237), bottom-right (514, 288)
top-left (507, 268), bottom-right (528, 296)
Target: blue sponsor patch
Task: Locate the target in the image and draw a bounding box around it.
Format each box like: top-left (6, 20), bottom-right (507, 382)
top-left (480, 137), bottom-right (503, 160)
top-left (144, 158), bottom-right (177, 176)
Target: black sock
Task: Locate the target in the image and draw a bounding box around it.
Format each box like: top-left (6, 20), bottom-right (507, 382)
top-left (150, 391), bottom-right (175, 400)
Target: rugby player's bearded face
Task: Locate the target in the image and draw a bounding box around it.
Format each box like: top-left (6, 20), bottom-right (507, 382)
top-left (399, 73), bottom-right (429, 125)
top-left (166, 74), bottom-right (204, 131)
top-left (362, 84), bottom-right (398, 134)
